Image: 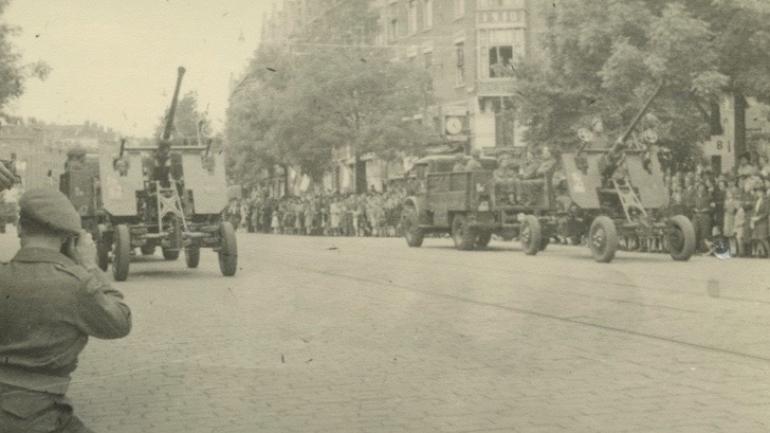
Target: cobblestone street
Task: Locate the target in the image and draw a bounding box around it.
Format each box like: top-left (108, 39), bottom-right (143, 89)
top-left (2, 232), bottom-right (769, 433)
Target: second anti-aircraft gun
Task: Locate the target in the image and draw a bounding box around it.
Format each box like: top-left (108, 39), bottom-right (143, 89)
top-left (560, 82), bottom-right (696, 263)
top-left (95, 66), bottom-right (237, 281)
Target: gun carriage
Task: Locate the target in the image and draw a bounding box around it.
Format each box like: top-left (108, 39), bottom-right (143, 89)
top-left (559, 82), bottom-right (696, 262)
top-left (60, 66), bottom-right (237, 280)
top-left (401, 82), bottom-right (695, 263)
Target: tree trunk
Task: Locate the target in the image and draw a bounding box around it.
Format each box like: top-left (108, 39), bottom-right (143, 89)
top-left (281, 163), bottom-right (290, 197)
top-left (734, 93), bottom-right (747, 166)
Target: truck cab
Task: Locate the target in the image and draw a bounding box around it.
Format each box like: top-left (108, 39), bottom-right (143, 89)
top-left (401, 154), bottom-right (553, 253)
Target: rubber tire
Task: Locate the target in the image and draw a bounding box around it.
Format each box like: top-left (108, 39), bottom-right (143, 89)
top-left (96, 227), bottom-right (110, 272)
top-left (589, 216), bottom-right (618, 263)
top-left (185, 247), bottom-right (200, 268)
top-left (520, 215), bottom-right (542, 256)
top-left (476, 231), bottom-right (493, 248)
top-left (402, 205), bottom-right (424, 247)
top-left (140, 244), bottom-right (156, 256)
top-left (540, 236), bottom-right (549, 252)
top-left (219, 221), bottom-right (238, 276)
top-left (162, 248), bottom-right (180, 261)
top-left (668, 215), bottom-right (696, 261)
top-left (112, 225), bottom-right (131, 281)
top-left (451, 215), bottom-right (476, 251)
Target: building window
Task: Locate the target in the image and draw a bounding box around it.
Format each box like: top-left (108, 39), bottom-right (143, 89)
top-left (423, 0), bottom-right (433, 29)
top-left (479, 29), bottom-right (526, 79)
top-left (424, 51), bottom-right (433, 70)
top-left (454, 0), bottom-right (465, 18)
top-left (388, 3), bottom-right (399, 41)
top-left (408, 0), bottom-right (418, 34)
top-left (455, 42), bottom-right (465, 86)
top-left (489, 46), bottom-right (515, 77)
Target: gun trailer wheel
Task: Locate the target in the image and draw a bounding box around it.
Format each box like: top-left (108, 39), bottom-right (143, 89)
top-left (520, 215), bottom-right (542, 256)
top-left (185, 247), bottom-right (200, 268)
top-left (401, 205), bottom-right (424, 248)
top-left (667, 215), bottom-right (696, 261)
top-left (589, 216), bottom-right (618, 263)
top-left (95, 226), bottom-right (109, 272)
top-left (162, 248), bottom-right (180, 261)
top-left (451, 215), bottom-right (475, 251)
top-left (112, 224), bottom-right (131, 281)
top-left (218, 221), bottom-right (238, 277)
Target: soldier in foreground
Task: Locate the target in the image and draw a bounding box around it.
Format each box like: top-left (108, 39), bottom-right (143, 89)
top-left (0, 188), bottom-right (132, 433)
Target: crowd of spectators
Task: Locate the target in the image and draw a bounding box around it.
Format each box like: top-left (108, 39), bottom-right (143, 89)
top-left (665, 153), bottom-right (770, 257)
top-left (226, 186), bottom-right (408, 238)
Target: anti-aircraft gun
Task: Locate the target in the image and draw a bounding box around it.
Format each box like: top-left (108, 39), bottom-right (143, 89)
top-left (94, 66), bottom-right (237, 281)
top-left (560, 82), bottom-right (696, 263)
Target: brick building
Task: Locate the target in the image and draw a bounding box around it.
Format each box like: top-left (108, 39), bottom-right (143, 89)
top-left (379, 0), bottom-right (547, 153)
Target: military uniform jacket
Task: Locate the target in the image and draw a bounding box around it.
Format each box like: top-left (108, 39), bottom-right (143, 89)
top-left (0, 247), bottom-right (132, 394)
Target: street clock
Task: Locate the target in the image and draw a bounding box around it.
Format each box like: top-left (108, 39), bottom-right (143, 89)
top-left (445, 116), bottom-right (463, 135)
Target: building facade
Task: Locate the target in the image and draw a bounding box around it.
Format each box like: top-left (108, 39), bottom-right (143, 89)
top-left (0, 121), bottom-right (116, 190)
top-left (379, 0), bottom-right (547, 153)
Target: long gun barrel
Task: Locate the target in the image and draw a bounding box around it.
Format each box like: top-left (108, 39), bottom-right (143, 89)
top-left (118, 138), bottom-right (126, 159)
top-left (161, 66), bottom-right (186, 141)
top-left (609, 80), bottom-right (665, 153)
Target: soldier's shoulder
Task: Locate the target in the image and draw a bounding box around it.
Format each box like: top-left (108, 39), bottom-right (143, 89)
top-left (52, 262), bottom-right (92, 283)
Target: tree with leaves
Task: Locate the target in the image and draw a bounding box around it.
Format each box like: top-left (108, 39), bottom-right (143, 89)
top-left (516, 0), bottom-right (770, 168)
top-left (226, 3), bottom-right (437, 191)
top-left (155, 91), bottom-right (210, 143)
top-left (0, 0), bottom-right (50, 122)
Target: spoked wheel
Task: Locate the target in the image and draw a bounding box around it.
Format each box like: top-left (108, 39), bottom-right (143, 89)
top-left (589, 216), bottom-right (618, 263)
top-left (451, 215), bottom-right (476, 251)
top-left (667, 215), bottom-right (696, 261)
top-left (162, 248), bottom-right (180, 261)
top-left (476, 231), bottom-right (493, 249)
top-left (112, 224), bottom-right (131, 281)
top-left (185, 247), bottom-right (200, 268)
top-left (140, 244), bottom-right (156, 256)
top-left (401, 204), bottom-right (424, 248)
top-left (520, 215), bottom-right (542, 256)
top-left (218, 221), bottom-right (238, 276)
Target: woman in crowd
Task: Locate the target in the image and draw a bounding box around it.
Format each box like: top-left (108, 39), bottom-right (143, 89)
top-left (750, 182), bottom-right (769, 257)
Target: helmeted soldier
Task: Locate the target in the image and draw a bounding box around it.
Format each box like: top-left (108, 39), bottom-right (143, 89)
top-left (0, 188), bottom-right (132, 433)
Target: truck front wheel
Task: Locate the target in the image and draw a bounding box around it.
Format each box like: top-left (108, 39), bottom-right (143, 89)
top-left (451, 215), bottom-right (476, 251)
top-left (401, 205), bottom-right (424, 248)
top-left (520, 215), bottom-right (542, 256)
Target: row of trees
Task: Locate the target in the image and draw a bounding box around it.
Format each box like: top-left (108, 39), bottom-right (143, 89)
top-left (225, 2), bottom-right (438, 188)
top-left (225, 0), bottom-right (770, 188)
top-left (515, 0), bottom-right (770, 164)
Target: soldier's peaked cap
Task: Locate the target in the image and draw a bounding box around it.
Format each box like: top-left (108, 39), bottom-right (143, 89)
top-left (18, 188), bottom-right (81, 235)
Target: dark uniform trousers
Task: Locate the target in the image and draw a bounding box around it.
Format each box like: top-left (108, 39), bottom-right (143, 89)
top-left (0, 384), bottom-right (92, 433)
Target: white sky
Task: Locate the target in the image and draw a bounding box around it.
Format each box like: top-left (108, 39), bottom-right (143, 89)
top-left (4, 0), bottom-right (271, 137)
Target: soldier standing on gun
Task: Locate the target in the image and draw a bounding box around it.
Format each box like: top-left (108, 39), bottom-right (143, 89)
top-left (0, 188), bottom-right (132, 433)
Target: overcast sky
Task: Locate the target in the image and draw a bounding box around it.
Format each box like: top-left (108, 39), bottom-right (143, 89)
top-left (4, 0), bottom-right (271, 137)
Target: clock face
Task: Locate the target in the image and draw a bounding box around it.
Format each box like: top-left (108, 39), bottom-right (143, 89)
top-left (445, 117), bottom-right (463, 135)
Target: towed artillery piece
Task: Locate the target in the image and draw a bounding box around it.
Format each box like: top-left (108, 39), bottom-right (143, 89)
top-left (400, 154), bottom-right (555, 254)
top-left (400, 82), bottom-right (696, 263)
top-left (60, 66), bottom-right (237, 280)
top-left (559, 82), bottom-right (696, 262)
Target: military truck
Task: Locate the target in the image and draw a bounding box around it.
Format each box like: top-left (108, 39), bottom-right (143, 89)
top-left (61, 66), bottom-right (237, 281)
top-left (400, 154), bottom-right (555, 254)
